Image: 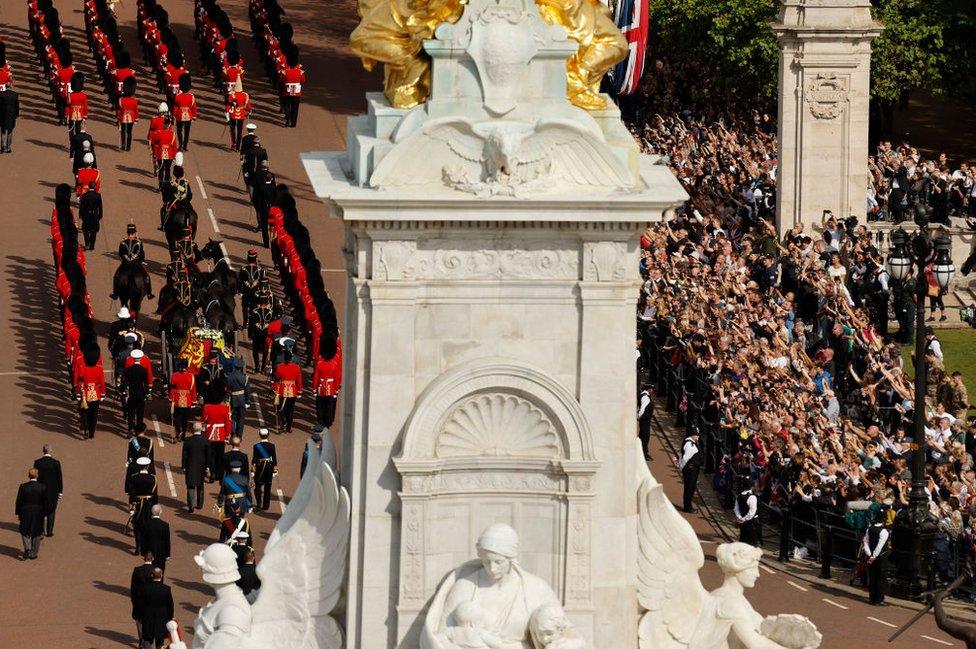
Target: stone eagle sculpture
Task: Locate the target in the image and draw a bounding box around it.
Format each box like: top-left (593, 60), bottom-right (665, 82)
top-left (369, 117), bottom-right (635, 196)
top-left (636, 444), bottom-right (822, 649)
top-left (171, 441), bottom-right (350, 649)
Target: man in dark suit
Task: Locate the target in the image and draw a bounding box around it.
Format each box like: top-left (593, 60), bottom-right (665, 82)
top-left (79, 186), bottom-right (103, 250)
top-left (182, 422), bottom-right (211, 512)
top-left (0, 83), bottom-right (19, 153)
top-left (122, 357), bottom-right (151, 434)
top-left (130, 551), bottom-right (155, 640)
top-left (141, 505), bottom-right (171, 573)
top-left (33, 445), bottom-right (62, 537)
top-left (237, 549), bottom-right (261, 597)
top-left (69, 126), bottom-right (96, 173)
top-left (221, 436), bottom-right (248, 481)
top-left (138, 568), bottom-right (174, 649)
top-left (15, 468), bottom-right (47, 559)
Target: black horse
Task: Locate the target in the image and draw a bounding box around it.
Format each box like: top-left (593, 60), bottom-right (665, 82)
top-left (163, 201), bottom-right (198, 251)
top-left (199, 239), bottom-right (239, 296)
top-left (113, 261), bottom-right (149, 313)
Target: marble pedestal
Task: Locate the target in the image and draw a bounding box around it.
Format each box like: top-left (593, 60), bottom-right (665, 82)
top-left (773, 0), bottom-right (881, 236)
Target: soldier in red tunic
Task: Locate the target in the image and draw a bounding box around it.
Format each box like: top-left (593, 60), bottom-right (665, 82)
top-left (202, 397), bottom-right (232, 480)
top-left (116, 76), bottom-right (139, 151)
top-left (280, 46), bottom-right (305, 127)
top-left (224, 84), bottom-right (252, 151)
top-left (75, 153), bottom-right (100, 196)
top-left (311, 337), bottom-right (342, 429)
top-left (65, 71), bottom-right (88, 137)
top-left (168, 358), bottom-right (197, 442)
top-left (272, 350), bottom-right (302, 433)
top-left (151, 115), bottom-right (178, 187)
top-left (172, 73), bottom-right (197, 151)
top-left (75, 344), bottom-right (105, 439)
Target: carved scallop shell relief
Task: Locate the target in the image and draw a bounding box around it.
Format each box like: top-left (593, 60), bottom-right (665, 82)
top-left (435, 393), bottom-right (562, 458)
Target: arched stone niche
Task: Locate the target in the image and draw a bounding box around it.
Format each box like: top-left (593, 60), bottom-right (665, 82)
top-left (393, 358), bottom-right (600, 632)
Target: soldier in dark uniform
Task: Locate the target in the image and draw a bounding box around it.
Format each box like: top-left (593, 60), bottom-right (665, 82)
top-left (128, 456), bottom-right (158, 555)
top-left (108, 307), bottom-right (136, 359)
top-left (225, 357), bottom-right (251, 439)
top-left (237, 549), bottom-right (261, 597)
top-left (126, 423), bottom-right (155, 478)
top-left (111, 223), bottom-right (155, 300)
top-left (237, 249), bottom-right (265, 328)
top-left (78, 183), bottom-right (103, 250)
top-left (216, 460), bottom-right (253, 516)
top-left (218, 498), bottom-right (250, 543)
top-left (249, 298), bottom-right (274, 373)
top-left (199, 349), bottom-right (227, 405)
top-left (231, 532), bottom-right (253, 568)
top-left (254, 277), bottom-right (283, 319)
top-left (222, 436), bottom-right (249, 481)
top-left (250, 159), bottom-right (277, 247)
top-left (172, 227), bottom-right (203, 270)
top-left (121, 353), bottom-right (151, 434)
top-left (251, 428), bottom-right (277, 511)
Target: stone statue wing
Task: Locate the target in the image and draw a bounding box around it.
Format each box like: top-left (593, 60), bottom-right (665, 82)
top-left (369, 118), bottom-right (484, 187)
top-left (518, 119), bottom-right (634, 187)
top-left (636, 443), bottom-right (707, 649)
top-left (245, 441), bottom-right (350, 649)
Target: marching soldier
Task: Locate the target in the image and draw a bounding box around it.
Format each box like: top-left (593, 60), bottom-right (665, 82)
top-left (251, 428), bottom-right (277, 511)
top-left (168, 359), bottom-right (196, 441)
top-left (128, 456), bottom-right (158, 555)
top-left (270, 319), bottom-right (298, 371)
top-left (65, 70), bottom-right (89, 137)
top-left (203, 394), bottom-right (232, 481)
top-left (863, 506), bottom-right (891, 606)
top-left (248, 298), bottom-right (274, 373)
top-left (127, 422), bottom-right (155, 466)
top-left (280, 47), bottom-right (305, 127)
top-left (116, 75), bottom-right (138, 151)
top-left (222, 436), bottom-right (248, 481)
top-left (239, 122), bottom-right (258, 156)
top-left (238, 249), bottom-right (264, 328)
top-left (312, 342), bottom-right (341, 429)
top-left (75, 345), bottom-right (106, 439)
top-left (734, 482), bottom-right (761, 547)
top-left (151, 115), bottom-right (178, 186)
top-left (224, 80), bottom-right (252, 151)
top-left (254, 277), bottom-right (282, 319)
top-left (172, 73), bottom-right (197, 151)
top-left (75, 152), bottom-right (100, 196)
top-left (112, 223), bottom-right (155, 300)
top-left (225, 357), bottom-right (251, 439)
top-left (240, 134), bottom-right (267, 196)
top-left (122, 350), bottom-right (151, 434)
top-left (218, 498), bottom-right (250, 543)
top-left (109, 307), bottom-right (136, 357)
top-left (216, 460), bottom-right (253, 516)
top-left (231, 531), bottom-right (253, 568)
top-left (251, 160), bottom-right (277, 247)
top-left (272, 350), bottom-right (302, 434)
top-left (78, 181), bottom-right (102, 250)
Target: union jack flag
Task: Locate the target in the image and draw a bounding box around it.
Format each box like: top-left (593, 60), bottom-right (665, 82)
top-left (606, 0), bottom-right (649, 96)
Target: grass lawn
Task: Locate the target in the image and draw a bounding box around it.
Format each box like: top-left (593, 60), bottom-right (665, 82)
top-left (899, 327), bottom-right (976, 400)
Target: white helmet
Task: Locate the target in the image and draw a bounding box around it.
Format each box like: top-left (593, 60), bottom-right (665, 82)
top-left (82, 152), bottom-right (94, 164)
top-left (117, 307), bottom-right (130, 319)
top-left (158, 101), bottom-right (169, 113)
top-left (174, 151), bottom-right (184, 167)
top-left (194, 543), bottom-right (241, 584)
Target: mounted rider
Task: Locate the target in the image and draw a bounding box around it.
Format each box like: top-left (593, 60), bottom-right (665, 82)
top-left (160, 164), bottom-right (193, 231)
top-left (173, 226), bottom-right (203, 272)
top-left (111, 223), bottom-right (155, 300)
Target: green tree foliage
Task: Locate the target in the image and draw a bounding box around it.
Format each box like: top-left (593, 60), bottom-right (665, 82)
top-left (649, 0), bottom-right (779, 106)
top-left (648, 0), bottom-right (973, 110)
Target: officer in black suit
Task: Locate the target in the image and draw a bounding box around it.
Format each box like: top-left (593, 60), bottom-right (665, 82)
top-left (15, 468), bottom-right (47, 560)
top-left (130, 551), bottom-right (155, 640)
top-left (128, 457), bottom-right (158, 555)
top-left (33, 445), bottom-right (62, 536)
top-left (251, 428), bottom-right (277, 511)
top-left (138, 568), bottom-right (174, 649)
top-left (182, 422), bottom-right (212, 512)
top-left (142, 505), bottom-right (171, 573)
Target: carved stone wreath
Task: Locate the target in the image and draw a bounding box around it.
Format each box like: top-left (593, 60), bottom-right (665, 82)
top-left (434, 392), bottom-right (562, 458)
top-left (805, 72), bottom-right (849, 120)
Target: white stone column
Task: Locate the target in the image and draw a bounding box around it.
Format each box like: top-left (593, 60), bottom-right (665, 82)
top-left (773, 0), bottom-right (881, 237)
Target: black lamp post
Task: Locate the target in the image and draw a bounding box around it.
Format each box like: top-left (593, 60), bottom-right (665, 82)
top-left (886, 228), bottom-right (955, 593)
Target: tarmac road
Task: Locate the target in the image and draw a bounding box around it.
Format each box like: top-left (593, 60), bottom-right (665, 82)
top-left (0, 0), bottom-right (366, 645)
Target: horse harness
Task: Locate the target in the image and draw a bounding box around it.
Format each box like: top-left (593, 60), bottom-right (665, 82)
top-left (120, 239), bottom-right (144, 264)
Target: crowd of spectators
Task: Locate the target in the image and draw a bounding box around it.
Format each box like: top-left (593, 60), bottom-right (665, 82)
top-left (632, 59), bottom-right (976, 586)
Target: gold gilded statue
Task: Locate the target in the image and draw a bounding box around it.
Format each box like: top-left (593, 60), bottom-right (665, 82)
top-left (350, 0), bottom-right (628, 110)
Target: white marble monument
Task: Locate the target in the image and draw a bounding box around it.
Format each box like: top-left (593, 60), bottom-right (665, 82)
top-left (303, 0), bottom-right (684, 646)
top-left (772, 0), bottom-right (882, 236)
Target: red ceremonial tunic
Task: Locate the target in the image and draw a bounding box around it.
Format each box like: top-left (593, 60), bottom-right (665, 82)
top-left (312, 351), bottom-right (342, 397)
top-left (273, 362), bottom-right (303, 398)
top-left (66, 91), bottom-right (89, 121)
top-left (169, 370), bottom-right (197, 407)
top-left (76, 363), bottom-right (106, 401)
top-left (203, 403), bottom-right (232, 442)
top-left (173, 92), bottom-right (198, 122)
top-left (117, 96), bottom-right (139, 124)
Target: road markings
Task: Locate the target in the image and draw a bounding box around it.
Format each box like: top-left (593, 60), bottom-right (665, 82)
top-left (276, 488), bottom-right (286, 514)
top-left (208, 207), bottom-right (220, 234)
top-left (196, 175), bottom-right (208, 199)
top-left (867, 617), bottom-right (896, 628)
top-left (786, 580), bottom-right (808, 592)
top-left (922, 635), bottom-right (954, 646)
top-left (821, 598), bottom-right (848, 610)
top-left (151, 415), bottom-right (164, 447)
top-left (760, 565), bottom-right (775, 575)
top-left (163, 462), bottom-right (177, 497)
top-left (254, 397), bottom-right (266, 427)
